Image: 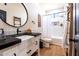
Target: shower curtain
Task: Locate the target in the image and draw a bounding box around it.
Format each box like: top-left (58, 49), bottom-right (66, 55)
top-left (42, 12), bottom-right (67, 47)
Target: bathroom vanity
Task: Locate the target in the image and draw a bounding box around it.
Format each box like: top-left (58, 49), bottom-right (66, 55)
top-left (0, 32), bottom-right (41, 56)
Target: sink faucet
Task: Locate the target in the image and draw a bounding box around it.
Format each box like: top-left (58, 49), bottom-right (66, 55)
top-left (16, 28), bottom-right (21, 35)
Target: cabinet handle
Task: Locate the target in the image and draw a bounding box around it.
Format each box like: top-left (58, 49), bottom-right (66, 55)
top-left (13, 53), bottom-right (16, 56)
top-left (35, 41), bottom-right (38, 45)
top-left (27, 50), bottom-right (31, 54)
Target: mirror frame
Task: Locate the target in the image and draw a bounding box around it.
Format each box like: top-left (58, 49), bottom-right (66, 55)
top-left (1, 3), bottom-right (28, 28)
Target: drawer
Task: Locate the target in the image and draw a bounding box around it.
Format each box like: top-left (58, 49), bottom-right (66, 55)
top-left (3, 49), bottom-right (14, 56)
top-left (3, 46), bottom-right (18, 56)
top-left (23, 40), bottom-right (39, 56)
top-left (29, 44), bottom-right (38, 56)
top-left (29, 41), bottom-right (39, 55)
top-left (3, 45), bottom-right (31, 56)
top-left (17, 49), bottom-right (29, 56)
top-left (19, 36), bottom-right (40, 50)
top-left (18, 39), bottom-right (33, 51)
top-left (18, 46), bottom-right (33, 56)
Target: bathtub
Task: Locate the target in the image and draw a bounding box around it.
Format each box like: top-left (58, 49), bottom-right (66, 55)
top-left (50, 36), bottom-right (65, 47)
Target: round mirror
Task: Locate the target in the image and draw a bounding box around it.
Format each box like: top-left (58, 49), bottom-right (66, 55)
top-left (0, 3), bottom-right (28, 28)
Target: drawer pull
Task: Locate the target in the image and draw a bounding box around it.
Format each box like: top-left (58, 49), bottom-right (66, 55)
top-left (13, 53), bottom-right (16, 56)
top-left (27, 50), bottom-right (31, 54)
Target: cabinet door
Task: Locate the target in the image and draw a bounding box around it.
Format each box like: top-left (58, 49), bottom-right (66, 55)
top-left (3, 47), bottom-right (18, 56)
top-left (29, 36), bottom-right (40, 55)
top-left (2, 44), bottom-right (22, 56)
top-left (3, 49), bottom-right (14, 56)
top-left (17, 50), bottom-right (29, 56)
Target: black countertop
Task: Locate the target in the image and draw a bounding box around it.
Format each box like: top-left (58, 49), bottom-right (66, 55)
top-left (0, 37), bottom-right (21, 50)
top-left (0, 32), bottom-right (41, 50)
top-left (7, 32), bottom-right (41, 37)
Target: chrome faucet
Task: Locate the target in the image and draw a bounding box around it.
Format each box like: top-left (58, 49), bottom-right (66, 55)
top-left (16, 28), bottom-right (21, 35)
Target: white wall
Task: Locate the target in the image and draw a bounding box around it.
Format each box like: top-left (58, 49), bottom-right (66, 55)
top-left (0, 3), bottom-right (41, 35)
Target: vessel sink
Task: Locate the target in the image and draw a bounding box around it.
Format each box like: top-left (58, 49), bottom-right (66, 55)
top-left (16, 35), bottom-right (34, 41)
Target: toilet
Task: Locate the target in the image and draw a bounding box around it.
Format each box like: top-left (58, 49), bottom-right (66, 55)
top-left (41, 38), bottom-right (52, 48)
